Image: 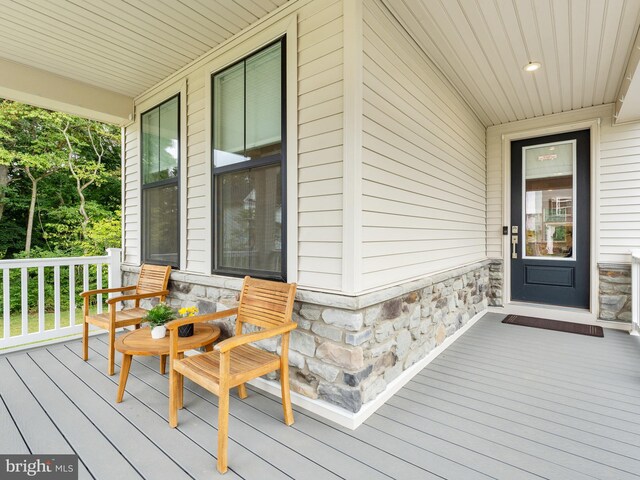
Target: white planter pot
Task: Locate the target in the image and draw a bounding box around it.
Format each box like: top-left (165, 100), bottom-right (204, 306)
top-left (151, 325), bottom-right (167, 339)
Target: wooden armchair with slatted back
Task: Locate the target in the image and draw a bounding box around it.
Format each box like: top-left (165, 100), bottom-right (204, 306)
top-left (80, 264), bottom-right (172, 375)
top-left (165, 276), bottom-right (297, 474)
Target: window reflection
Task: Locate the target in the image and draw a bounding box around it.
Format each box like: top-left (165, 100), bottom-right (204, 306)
top-left (524, 141), bottom-right (575, 259)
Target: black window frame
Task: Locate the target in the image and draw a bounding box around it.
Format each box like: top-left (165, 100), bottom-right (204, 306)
top-left (140, 94), bottom-right (181, 269)
top-left (211, 37), bottom-right (287, 281)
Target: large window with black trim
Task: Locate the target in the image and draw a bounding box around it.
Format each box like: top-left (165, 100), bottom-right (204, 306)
top-left (141, 95), bottom-right (180, 268)
top-left (212, 39), bottom-right (285, 279)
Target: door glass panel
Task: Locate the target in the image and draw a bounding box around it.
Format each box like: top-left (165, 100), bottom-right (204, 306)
top-left (523, 141), bottom-right (575, 259)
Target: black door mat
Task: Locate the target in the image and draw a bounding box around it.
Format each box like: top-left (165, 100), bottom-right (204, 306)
top-left (502, 314), bottom-right (604, 337)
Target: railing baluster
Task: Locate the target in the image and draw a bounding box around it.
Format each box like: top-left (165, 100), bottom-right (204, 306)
top-left (38, 266), bottom-right (45, 333)
top-left (83, 264), bottom-right (89, 294)
top-left (54, 265), bottom-right (61, 330)
top-left (3, 269), bottom-right (9, 339)
top-left (0, 249), bottom-right (121, 352)
top-left (97, 263), bottom-right (103, 314)
top-left (21, 268), bottom-right (28, 336)
top-left (69, 265), bottom-right (76, 326)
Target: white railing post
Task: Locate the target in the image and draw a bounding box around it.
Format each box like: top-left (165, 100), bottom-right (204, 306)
top-left (106, 248), bottom-right (122, 309)
top-left (631, 250), bottom-right (640, 336)
top-left (106, 248), bottom-right (122, 290)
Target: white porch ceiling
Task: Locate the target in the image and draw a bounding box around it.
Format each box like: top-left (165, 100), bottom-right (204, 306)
top-left (0, 0), bottom-right (288, 97)
top-left (383, 0), bottom-right (640, 126)
top-left (2, 0), bottom-right (640, 126)
top-left (0, 0), bottom-right (289, 124)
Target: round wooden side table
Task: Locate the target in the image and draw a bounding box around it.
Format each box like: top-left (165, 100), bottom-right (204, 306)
top-left (115, 323), bottom-right (220, 402)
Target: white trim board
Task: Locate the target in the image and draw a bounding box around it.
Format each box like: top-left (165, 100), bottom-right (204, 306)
top-left (248, 309), bottom-right (488, 430)
top-left (500, 118), bottom-right (601, 320)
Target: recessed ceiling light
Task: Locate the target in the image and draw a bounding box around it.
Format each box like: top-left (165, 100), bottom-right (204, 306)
top-left (524, 62), bottom-right (542, 72)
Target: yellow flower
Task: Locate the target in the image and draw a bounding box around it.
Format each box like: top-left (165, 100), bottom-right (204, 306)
top-left (179, 306), bottom-right (198, 317)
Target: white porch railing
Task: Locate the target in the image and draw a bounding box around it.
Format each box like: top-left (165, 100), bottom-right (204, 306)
top-left (632, 250), bottom-right (640, 336)
top-left (0, 248), bottom-right (121, 352)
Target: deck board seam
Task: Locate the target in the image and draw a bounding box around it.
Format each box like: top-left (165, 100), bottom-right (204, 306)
top-left (418, 364), bottom-right (640, 425)
top-left (245, 386), bottom-right (447, 479)
top-left (5, 356), bottom-right (97, 480)
top-left (374, 407), bottom-right (601, 480)
top-left (88, 339), bottom-right (325, 480)
top-left (386, 393), bottom-right (640, 474)
top-left (406, 375), bottom-right (640, 442)
top-left (430, 356), bottom-right (640, 406)
top-left (64, 344), bottom-right (248, 480)
top-left (393, 386), bottom-right (640, 455)
top-left (25, 350), bottom-right (147, 480)
top-left (48, 346), bottom-right (200, 480)
top-left (0, 393), bottom-right (31, 454)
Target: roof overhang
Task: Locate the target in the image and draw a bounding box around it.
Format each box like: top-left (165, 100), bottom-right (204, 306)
top-left (616, 28), bottom-right (640, 124)
top-left (0, 57), bottom-right (133, 126)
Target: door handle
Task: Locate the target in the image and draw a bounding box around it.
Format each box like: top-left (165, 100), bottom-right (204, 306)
top-left (512, 235), bottom-right (518, 259)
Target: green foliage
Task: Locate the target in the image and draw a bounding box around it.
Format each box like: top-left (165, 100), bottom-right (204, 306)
top-left (0, 99), bottom-right (121, 259)
top-left (144, 303), bottom-right (176, 327)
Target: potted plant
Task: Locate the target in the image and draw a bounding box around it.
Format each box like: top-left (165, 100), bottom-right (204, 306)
top-left (144, 303), bottom-right (176, 339)
top-left (177, 306), bottom-right (199, 337)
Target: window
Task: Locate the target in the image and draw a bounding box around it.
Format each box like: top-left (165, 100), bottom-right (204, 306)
top-left (141, 95), bottom-right (180, 267)
top-left (212, 39), bottom-right (285, 279)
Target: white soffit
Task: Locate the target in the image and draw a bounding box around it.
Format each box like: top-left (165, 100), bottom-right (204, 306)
top-left (382, 0), bottom-right (640, 127)
top-left (0, 0), bottom-right (288, 99)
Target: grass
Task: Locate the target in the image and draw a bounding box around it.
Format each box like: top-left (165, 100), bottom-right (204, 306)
top-left (0, 305), bottom-right (104, 345)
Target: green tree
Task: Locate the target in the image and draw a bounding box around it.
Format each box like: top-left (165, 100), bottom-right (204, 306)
top-left (0, 99), bottom-right (121, 258)
top-left (0, 102), bottom-right (67, 255)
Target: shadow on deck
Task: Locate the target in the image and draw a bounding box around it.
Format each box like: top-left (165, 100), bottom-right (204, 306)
top-left (2, 312), bottom-right (640, 479)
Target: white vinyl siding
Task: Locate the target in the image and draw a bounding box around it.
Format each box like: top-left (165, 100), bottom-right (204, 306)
top-left (487, 103), bottom-right (640, 264)
top-left (297, 0), bottom-right (343, 291)
top-left (185, 72), bottom-right (208, 273)
top-left (123, 125), bottom-right (139, 264)
top-left (122, 0), bottom-right (344, 291)
top-left (599, 119), bottom-right (640, 262)
top-left (360, 0), bottom-right (486, 290)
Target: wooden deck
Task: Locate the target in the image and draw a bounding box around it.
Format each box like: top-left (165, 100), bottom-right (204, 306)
top-left (2, 312), bottom-right (640, 479)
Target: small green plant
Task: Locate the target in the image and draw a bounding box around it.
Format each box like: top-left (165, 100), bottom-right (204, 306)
top-left (144, 303), bottom-right (176, 327)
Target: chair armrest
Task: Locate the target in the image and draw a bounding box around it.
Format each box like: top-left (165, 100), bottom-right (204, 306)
top-left (80, 285), bottom-right (136, 297)
top-left (166, 308), bottom-right (239, 330)
top-left (106, 290), bottom-right (170, 305)
top-left (215, 322), bottom-right (297, 353)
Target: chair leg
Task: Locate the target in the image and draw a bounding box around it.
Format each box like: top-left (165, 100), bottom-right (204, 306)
top-left (177, 352), bottom-right (184, 409)
top-left (169, 366), bottom-right (180, 428)
top-left (217, 387), bottom-right (230, 474)
top-left (237, 384), bottom-right (247, 399)
top-left (82, 320), bottom-right (89, 361)
top-left (280, 361), bottom-right (294, 426)
top-left (107, 327), bottom-right (116, 376)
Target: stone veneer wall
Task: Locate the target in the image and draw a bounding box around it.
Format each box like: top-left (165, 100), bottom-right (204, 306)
top-left (598, 264), bottom-right (632, 322)
top-left (482, 260), bottom-right (633, 323)
top-left (488, 260), bottom-right (503, 307)
top-left (123, 261), bottom-right (490, 413)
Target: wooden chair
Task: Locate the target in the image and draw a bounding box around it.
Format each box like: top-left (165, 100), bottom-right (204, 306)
top-left (81, 264), bottom-right (171, 376)
top-left (166, 276), bottom-right (297, 474)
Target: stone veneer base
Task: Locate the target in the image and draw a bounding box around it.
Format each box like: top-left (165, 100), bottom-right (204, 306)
top-left (124, 260), bottom-right (490, 415)
top-left (239, 309), bottom-right (488, 430)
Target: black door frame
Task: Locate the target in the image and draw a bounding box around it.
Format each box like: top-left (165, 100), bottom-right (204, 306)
top-left (502, 122), bottom-right (597, 318)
